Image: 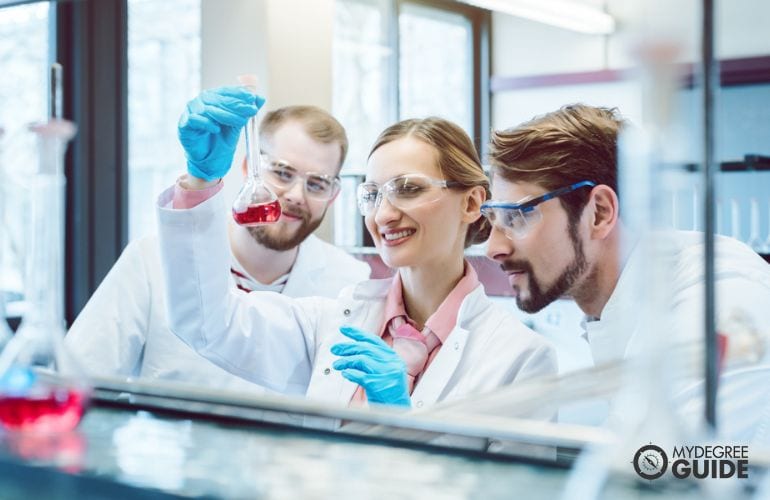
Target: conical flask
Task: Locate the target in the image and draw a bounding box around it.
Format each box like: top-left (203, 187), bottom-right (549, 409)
top-left (0, 119), bottom-right (89, 433)
top-left (231, 74), bottom-right (281, 226)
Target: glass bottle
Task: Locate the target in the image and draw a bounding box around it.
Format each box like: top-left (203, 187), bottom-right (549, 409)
top-left (747, 198), bottom-right (763, 252)
top-left (0, 118), bottom-right (89, 433)
top-left (231, 75), bottom-right (281, 226)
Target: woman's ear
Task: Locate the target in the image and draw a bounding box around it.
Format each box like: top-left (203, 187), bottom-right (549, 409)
top-left (462, 185), bottom-right (486, 224)
top-left (588, 185), bottom-right (619, 240)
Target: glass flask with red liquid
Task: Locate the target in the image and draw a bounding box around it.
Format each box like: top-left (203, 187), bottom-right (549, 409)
top-left (231, 74), bottom-right (281, 226)
top-left (0, 111), bottom-right (90, 434)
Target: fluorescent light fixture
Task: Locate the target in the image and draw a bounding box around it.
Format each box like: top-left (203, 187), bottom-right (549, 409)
top-left (460, 0), bottom-right (616, 35)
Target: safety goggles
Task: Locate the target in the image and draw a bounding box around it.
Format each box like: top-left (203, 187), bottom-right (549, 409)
top-left (259, 154), bottom-right (341, 201)
top-left (356, 174), bottom-right (463, 216)
top-left (480, 180), bottom-right (596, 239)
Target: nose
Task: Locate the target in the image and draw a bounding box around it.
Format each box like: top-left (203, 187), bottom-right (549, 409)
top-left (486, 225), bottom-right (515, 262)
top-left (373, 194), bottom-right (401, 227)
top-left (282, 178), bottom-right (307, 207)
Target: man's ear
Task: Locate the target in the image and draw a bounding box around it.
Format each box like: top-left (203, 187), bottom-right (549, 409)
top-left (240, 156), bottom-right (248, 179)
top-left (462, 185), bottom-right (485, 224)
top-left (327, 189), bottom-right (340, 206)
top-left (588, 185), bottom-right (619, 240)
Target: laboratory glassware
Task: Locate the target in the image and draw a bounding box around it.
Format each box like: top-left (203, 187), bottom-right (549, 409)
top-left (764, 199), bottom-right (770, 254)
top-left (748, 198), bottom-right (763, 252)
top-left (730, 198), bottom-right (741, 242)
top-left (231, 74), bottom-right (281, 226)
top-left (0, 64), bottom-right (89, 433)
top-left (559, 7), bottom-right (699, 497)
top-left (0, 127), bottom-right (12, 347)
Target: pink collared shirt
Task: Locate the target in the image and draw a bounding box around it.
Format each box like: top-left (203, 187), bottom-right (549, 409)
top-left (171, 176), bottom-right (223, 209)
top-left (349, 261), bottom-right (480, 406)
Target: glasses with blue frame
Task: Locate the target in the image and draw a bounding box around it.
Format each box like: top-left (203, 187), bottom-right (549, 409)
top-left (480, 180), bottom-right (596, 240)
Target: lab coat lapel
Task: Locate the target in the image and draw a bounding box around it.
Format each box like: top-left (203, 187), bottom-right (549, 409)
top-left (303, 280), bottom-right (390, 428)
top-left (330, 288), bottom-right (389, 407)
top-left (410, 326), bottom-right (469, 408)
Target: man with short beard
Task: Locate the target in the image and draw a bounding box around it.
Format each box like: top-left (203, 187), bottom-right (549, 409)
top-left (482, 104), bottom-right (770, 372)
top-left (66, 104), bottom-right (370, 392)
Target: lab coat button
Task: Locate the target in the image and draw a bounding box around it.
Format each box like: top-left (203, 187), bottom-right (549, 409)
top-left (454, 342), bottom-right (460, 350)
top-left (416, 400), bottom-right (424, 408)
top-left (343, 308), bottom-right (351, 316)
top-left (323, 368), bottom-right (331, 375)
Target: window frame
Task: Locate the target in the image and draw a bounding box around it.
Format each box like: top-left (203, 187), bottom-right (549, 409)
top-left (394, 0), bottom-right (490, 155)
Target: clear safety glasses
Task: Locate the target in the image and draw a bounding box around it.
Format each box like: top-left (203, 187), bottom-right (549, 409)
top-left (356, 174), bottom-right (463, 216)
top-left (259, 154), bottom-right (341, 201)
top-left (480, 180), bottom-right (596, 239)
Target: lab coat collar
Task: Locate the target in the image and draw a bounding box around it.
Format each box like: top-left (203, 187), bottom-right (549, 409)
top-left (583, 236), bottom-right (644, 365)
top-left (322, 282), bottom-right (487, 413)
top-left (411, 285), bottom-right (487, 407)
top-left (350, 277), bottom-right (393, 300)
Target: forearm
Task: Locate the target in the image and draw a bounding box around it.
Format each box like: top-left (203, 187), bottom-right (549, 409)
top-left (156, 186), bottom-right (314, 394)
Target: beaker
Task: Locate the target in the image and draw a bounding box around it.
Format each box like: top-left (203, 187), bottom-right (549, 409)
top-left (231, 75), bottom-right (281, 226)
top-left (0, 119), bottom-right (89, 433)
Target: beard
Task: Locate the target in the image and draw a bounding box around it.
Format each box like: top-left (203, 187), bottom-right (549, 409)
top-left (501, 221), bottom-right (588, 314)
top-left (247, 204), bottom-right (326, 252)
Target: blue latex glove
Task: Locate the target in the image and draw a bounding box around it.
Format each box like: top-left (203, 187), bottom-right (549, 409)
top-left (331, 326), bottom-right (411, 408)
top-left (178, 86), bottom-right (266, 181)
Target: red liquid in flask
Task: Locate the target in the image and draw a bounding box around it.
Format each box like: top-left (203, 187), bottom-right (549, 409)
top-left (0, 387), bottom-right (88, 433)
top-left (232, 199), bottom-right (282, 226)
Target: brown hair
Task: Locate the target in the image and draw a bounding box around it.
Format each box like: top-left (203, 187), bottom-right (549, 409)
top-left (489, 104), bottom-right (624, 225)
top-left (259, 105), bottom-right (348, 170)
top-left (368, 117), bottom-right (491, 248)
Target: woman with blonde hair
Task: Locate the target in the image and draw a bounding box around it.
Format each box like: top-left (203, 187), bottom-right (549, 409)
top-left (157, 87), bottom-right (556, 427)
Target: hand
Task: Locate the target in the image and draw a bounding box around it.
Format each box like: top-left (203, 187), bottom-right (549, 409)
top-left (331, 326), bottom-right (411, 407)
top-left (178, 86), bottom-right (266, 181)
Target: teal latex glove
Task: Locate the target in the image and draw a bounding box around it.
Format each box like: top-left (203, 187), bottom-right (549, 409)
top-left (178, 86), bottom-right (266, 181)
top-left (331, 326), bottom-right (411, 408)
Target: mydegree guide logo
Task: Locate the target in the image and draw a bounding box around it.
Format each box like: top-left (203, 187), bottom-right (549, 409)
top-left (633, 443), bottom-right (749, 481)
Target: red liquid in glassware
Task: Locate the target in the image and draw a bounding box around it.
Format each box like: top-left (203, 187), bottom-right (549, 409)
top-left (0, 387), bottom-right (88, 433)
top-left (232, 199), bottom-right (282, 226)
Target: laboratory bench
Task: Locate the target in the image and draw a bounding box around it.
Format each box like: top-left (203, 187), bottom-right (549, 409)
top-left (0, 377), bottom-right (764, 499)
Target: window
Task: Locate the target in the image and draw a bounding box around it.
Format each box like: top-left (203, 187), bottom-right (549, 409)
top-left (127, 0), bottom-right (201, 241)
top-left (0, 1), bottom-right (50, 307)
top-left (332, 0), bottom-right (486, 247)
top-left (399, 3), bottom-right (473, 135)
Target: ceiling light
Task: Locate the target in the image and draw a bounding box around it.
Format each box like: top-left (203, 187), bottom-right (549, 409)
top-left (460, 0), bottom-right (616, 35)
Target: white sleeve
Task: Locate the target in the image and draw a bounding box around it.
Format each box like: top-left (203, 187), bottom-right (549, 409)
top-left (65, 239), bottom-right (150, 377)
top-left (156, 187), bottom-right (322, 395)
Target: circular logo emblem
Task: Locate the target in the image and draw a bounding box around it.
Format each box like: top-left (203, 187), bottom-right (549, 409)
top-left (633, 444), bottom-right (668, 480)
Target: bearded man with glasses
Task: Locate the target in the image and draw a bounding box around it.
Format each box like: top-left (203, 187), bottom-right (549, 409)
top-left (484, 104), bottom-right (770, 377)
top-left (66, 98), bottom-right (370, 390)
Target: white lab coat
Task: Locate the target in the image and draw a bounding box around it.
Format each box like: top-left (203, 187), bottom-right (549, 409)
top-left (157, 189), bottom-right (557, 430)
top-left (584, 230), bottom-right (770, 365)
top-left (583, 230), bottom-right (770, 430)
top-left (65, 226), bottom-right (370, 393)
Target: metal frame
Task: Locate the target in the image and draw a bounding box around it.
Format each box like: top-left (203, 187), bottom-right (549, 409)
top-left (89, 373), bottom-right (613, 455)
top-left (54, 0), bottom-right (128, 324)
top-left (701, 0), bottom-right (718, 430)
